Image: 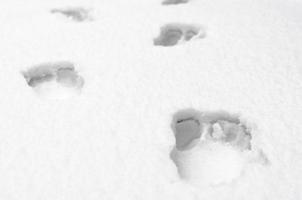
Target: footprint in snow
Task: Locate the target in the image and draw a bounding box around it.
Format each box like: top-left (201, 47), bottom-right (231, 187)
top-left (154, 23), bottom-right (205, 47)
top-left (170, 109), bottom-right (268, 186)
top-left (50, 7), bottom-right (92, 22)
top-left (22, 61), bottom-right (84, 99)
top-left (162, 0), bottom-right (189, 5)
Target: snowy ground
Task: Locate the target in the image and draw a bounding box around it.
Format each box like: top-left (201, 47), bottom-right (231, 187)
top-left (0, 0), bottom-right (302, 199)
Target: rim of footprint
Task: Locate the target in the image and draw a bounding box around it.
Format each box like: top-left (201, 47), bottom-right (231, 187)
top-left (22, 61), bottom-right (84, 99)
top-left (154, 23), bottom-right (206, 47)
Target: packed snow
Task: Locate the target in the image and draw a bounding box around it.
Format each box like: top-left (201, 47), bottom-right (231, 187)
top-left (0, 0), bottom-right (301, 199)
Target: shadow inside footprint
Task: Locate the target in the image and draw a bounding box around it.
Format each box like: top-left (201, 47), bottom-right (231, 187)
top-left (154, 23), bottom-right (205, 47)
top-left (203, 111), bottom-right (252, 151)
top-left (56, 68), bottom-right (81, 87)
top-left (171, 109), bottom-right (203, 151)
top-left (22, 61), bottom-right (84, 91)
top-left (51, 7), bottom-right (92, 22)
top-left (162, 0), bottom-right (189, 5)
top-left (175, 119), bottom-right (201, 150)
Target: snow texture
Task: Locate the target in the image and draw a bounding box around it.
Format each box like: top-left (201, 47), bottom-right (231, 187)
top-left (0, 0), bottom-right (302, 199)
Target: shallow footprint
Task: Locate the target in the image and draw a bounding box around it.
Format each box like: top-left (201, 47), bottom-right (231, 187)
top-left (154, 23), bottom-right (205, 47)
top-left (170, 109), bottom-right (268, 186)
top-left (171, 109), bottom-right (203, 151)
top-left (22, 61), bottom-right (84, 99)
top-left (50, 7), bottom-right (92, 22)
top-left (162, 0), bottom-right (189, 5)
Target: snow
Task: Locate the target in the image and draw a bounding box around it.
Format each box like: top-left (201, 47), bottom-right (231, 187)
top-left (174, 141), bottom-right (246, 186)
top-left (0, 0), bottom-right (302, 199)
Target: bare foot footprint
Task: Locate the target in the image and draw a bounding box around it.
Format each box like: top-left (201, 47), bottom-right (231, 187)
top-left (22, 61), bottom-right (84, 99)
top-left (154, 23), bottom-right (205, 47)
top-left (51, 7), bottom-right (92, 22)
top-left (170, 109), bottom-right (268, 186)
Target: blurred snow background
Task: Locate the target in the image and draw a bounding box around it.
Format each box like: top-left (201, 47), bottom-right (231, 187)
top-left (0, 0), bottom-right (301, 199)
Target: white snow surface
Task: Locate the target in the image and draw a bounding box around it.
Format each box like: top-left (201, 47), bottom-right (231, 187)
top-left (0, 0), bottom-right (302, 199)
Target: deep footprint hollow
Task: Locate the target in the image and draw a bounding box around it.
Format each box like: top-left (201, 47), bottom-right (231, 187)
top-left (154, 23), bottom-right (205, 47)
top-left (171, 109), bottom-right (203, 151)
